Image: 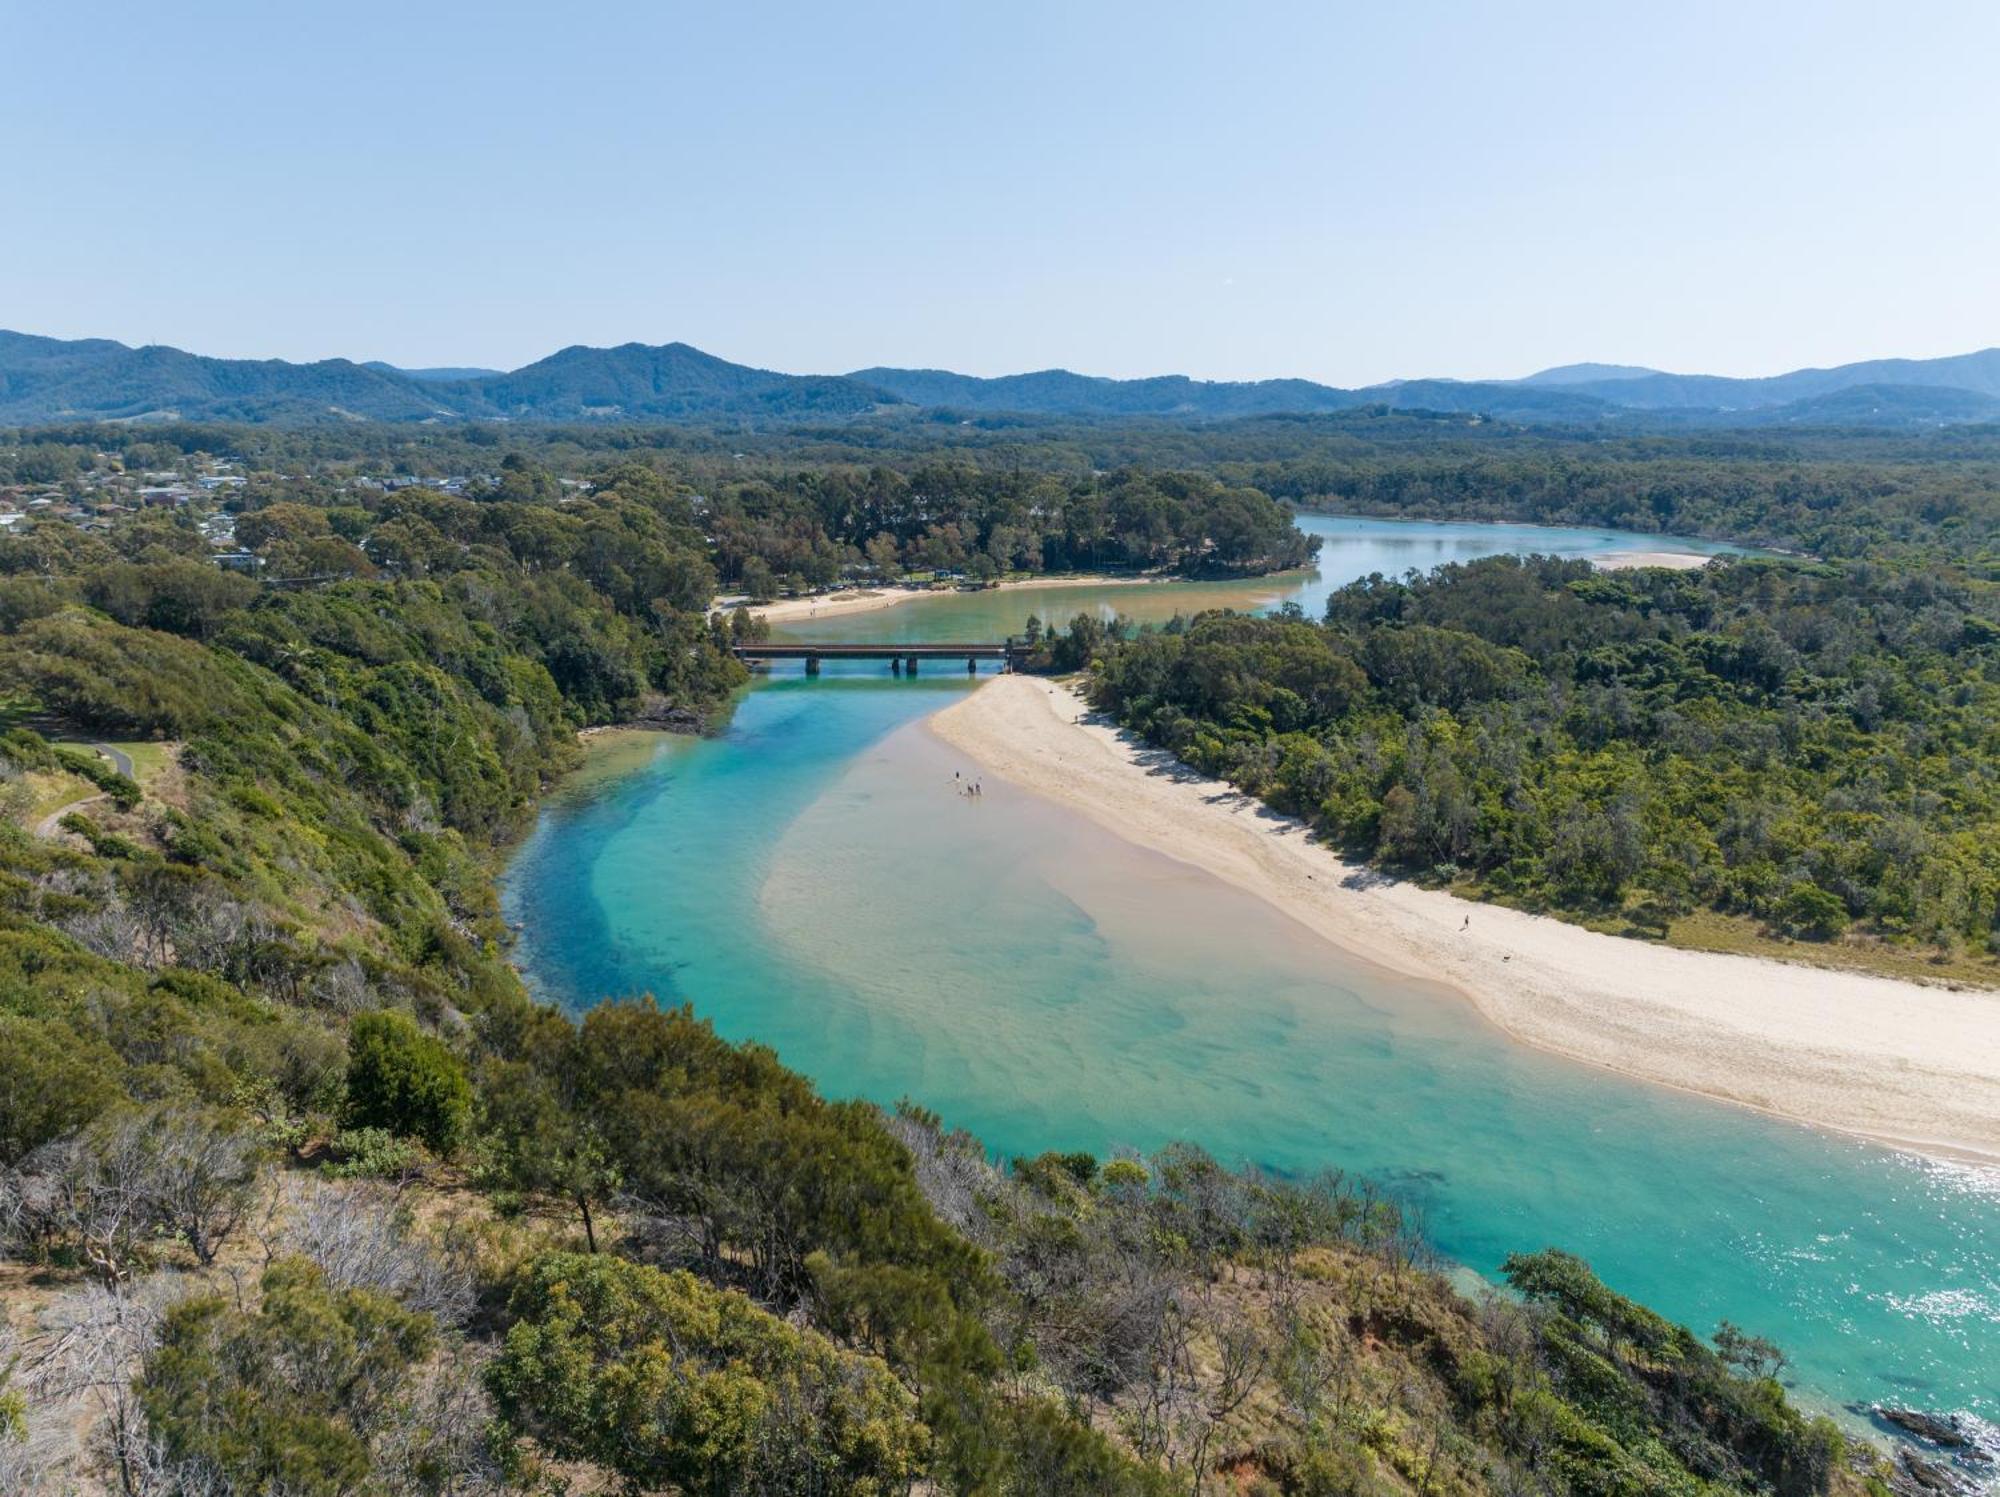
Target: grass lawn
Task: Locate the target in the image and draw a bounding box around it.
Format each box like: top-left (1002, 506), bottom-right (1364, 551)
top-left (20, 769), bottom-right (100, 824)
top-left (105, 740), bottom-right (173, 784)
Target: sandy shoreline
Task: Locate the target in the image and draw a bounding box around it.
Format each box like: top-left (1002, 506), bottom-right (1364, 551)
top-left (734, 553), bottom-right (1710, 623)
top-left (729, 574), bottom-right (1163, 625)
top-left (1592, 549), bottom-right (1716, 571)
top-left (930, 676), bottom-right (2000, 1165)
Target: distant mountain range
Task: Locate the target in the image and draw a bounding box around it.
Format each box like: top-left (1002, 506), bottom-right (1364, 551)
top-left (362, 362), bottom-right (503, 383)
top-left (4, 328), bottom-right (1999, 429)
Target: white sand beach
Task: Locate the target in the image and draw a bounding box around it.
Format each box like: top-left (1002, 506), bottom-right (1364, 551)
top-left (930, 676), bottom-right (2000, 1163)
top-left (727, 574), bottom-right (1163, 625)
top-left (1592, 550), bottom-right (1716, 570)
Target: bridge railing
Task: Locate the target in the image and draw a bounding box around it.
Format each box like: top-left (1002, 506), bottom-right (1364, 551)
top-left (729, 641), bottom-right (1029, 674)
top-left (731, 642), bottom-right (1013, 657)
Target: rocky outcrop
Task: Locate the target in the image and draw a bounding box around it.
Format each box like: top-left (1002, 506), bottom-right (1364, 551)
top-left (1873, 1408), bottom-right (1999, 1497)
top-left (628, 694), bottom-right (709, 734)
top-left (1880, 1408), bottom-right (1979, 1449)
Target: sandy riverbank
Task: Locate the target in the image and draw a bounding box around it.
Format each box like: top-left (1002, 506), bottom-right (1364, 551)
top-left (1592, 549), bottom-right (1717, 571)
top-left (929, 676), bottom-right (2000, 1164)
top-left (730, 574), bottom-right (1163, 625)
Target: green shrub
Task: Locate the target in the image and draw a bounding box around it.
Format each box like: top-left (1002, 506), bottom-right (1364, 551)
top-left (489, 1251), bottom-right (929, 1495)
top-left (319, 1126), bottom-right (430, 1182)
top-left (341, 1011), bottom-right (470, 1154)
top-left (1777, 883), bottom-right (1849, 941)
top-left (137, 1258), bottom-right (435, 1494)
top-left (52, 745), bottom-right (141, 809)
top-left (0, 1013), bottom-right (121, 1166)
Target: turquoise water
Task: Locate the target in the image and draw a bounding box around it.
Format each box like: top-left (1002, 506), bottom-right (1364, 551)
top-left (503, 516), bottom-right (1999, 1431)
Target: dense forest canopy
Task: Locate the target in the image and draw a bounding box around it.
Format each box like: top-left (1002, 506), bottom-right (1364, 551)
top-left (703, 465), bottom-right (1320, 592)
top-left (10, 409), bottom-right (2000, 569)
top-left (0, 415), bottom-right (1967, 1493)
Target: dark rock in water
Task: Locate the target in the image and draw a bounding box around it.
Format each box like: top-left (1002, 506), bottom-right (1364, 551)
top-left (628, 694), bottom-right (708, 734)
top-left (1893, 1449), bottom-right (1953, 1494)
top-left (1891, 1448), bottom-right (1980, 1497)
top-left (1879, 1407), bottom-right (1976, 1450)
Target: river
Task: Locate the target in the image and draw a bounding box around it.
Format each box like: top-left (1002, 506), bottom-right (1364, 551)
top-left (502, 514), bottom-right (2000, 1436)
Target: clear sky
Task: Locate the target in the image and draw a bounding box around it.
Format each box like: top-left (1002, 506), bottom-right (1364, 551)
top-left (6, 0), bottom-right (1996, 384)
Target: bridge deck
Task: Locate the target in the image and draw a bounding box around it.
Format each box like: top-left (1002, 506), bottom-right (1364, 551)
top-left (732, 642), bottom-right (1014, 659)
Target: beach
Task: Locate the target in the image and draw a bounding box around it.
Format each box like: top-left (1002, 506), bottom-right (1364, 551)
top-left (733, 574), bottom-right (1163, 625)
top-left (930, 675), bottom-right (2000, 1163)
top-left (1592, 549), bottom-right (1716, 570)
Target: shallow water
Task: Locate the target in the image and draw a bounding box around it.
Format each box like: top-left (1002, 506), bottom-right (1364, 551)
top-left (783, 515), bottom-right (1746, 645)
top-left (503, 516), bottom-right (1999, 1428)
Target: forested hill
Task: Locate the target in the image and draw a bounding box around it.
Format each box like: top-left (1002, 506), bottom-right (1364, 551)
top-left (0, 331), bottom-right (454, 424)
top-left (0, 332), bottom-right (902, 425)
top-left (0, 433), bottom-right (1904, 1494)
top-left (10, 326), bottom-right (2000, 427)
top-left (462, 341), bottom-right (899, 421)
top-left (849, 365), bottom-right (1364, 417)
top-left (1541, 347), bottom-right (2000, 410)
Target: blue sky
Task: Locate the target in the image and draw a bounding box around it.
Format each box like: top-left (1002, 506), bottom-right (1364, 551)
top-left (6, 1), bottom-right (1995, 383)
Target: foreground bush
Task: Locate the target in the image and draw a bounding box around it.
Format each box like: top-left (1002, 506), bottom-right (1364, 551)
top-left (488, 1251), bottom-right (929, 1495)
top-left (137, 1258), bottom-right (441, 1493)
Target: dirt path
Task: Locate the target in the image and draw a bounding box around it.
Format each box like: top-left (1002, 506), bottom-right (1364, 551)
top-left (35, 791), bottom-right (104, 839)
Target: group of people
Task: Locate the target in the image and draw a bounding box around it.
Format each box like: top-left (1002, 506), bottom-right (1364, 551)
top-left (954, 770), bottom-right (984, 798)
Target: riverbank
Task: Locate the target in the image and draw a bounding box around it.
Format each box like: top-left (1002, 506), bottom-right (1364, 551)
top-left (734, 573), bottom-right (1164, 625)
top-left (929, 676), bottom-right (2000, 1164)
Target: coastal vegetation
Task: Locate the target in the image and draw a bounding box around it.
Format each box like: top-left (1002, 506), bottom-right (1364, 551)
top-left (1061, 553), bottom-right (2000, 971)
top-left (0, 420), bottom-right (1963, 1491)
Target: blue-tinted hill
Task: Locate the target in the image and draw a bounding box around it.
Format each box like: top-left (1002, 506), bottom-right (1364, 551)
top-left (470, 342), bottom-right (898, 421)
top-left (6, 330), bottom-right (2000, 429)
top-left (0, 333), bottom-right (898, 425)
top-left (363, 361), bottom-right (504, 383)
top-left (0, 330), bottom-right (452, 424)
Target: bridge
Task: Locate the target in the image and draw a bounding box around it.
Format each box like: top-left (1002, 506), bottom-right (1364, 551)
top-left (731, 641), bottom-right (1026, 675)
